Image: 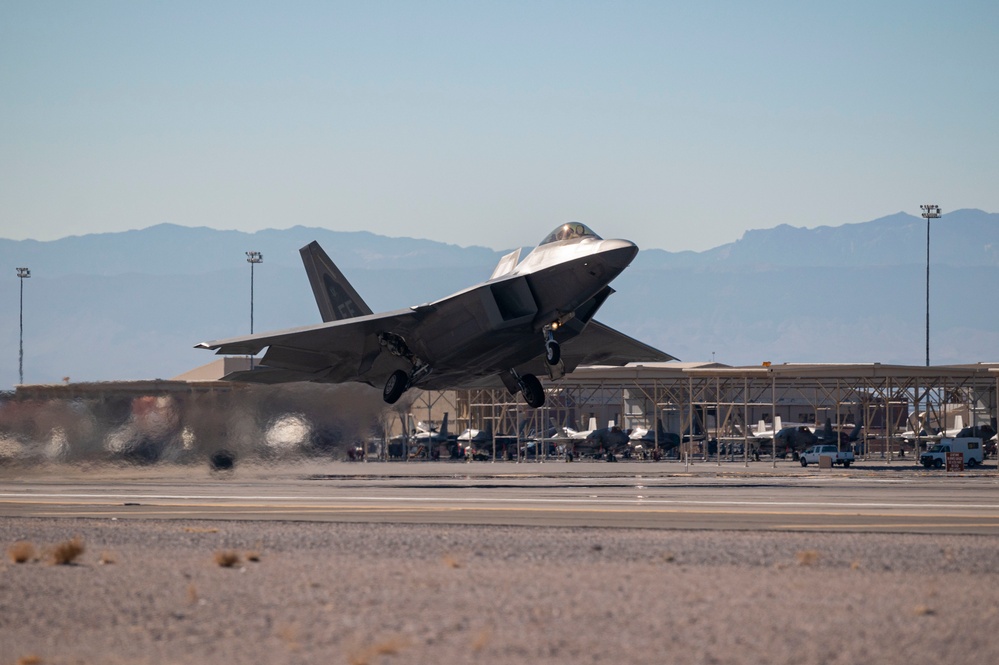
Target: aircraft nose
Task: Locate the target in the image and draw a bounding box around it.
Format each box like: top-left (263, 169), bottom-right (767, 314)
top-left (598, 239), bottom-right (639, 271)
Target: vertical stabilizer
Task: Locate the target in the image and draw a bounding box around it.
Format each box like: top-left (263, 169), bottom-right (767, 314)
top-left (952, 414), bottom-right (964, 432)
top-left (489, 248), bottom-right (521, 280)
top-left (299, 241), bottom-right (373, 322)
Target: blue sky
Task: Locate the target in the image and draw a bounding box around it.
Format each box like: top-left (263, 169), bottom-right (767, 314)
top-left (2, 1), bottom-right (996, 251)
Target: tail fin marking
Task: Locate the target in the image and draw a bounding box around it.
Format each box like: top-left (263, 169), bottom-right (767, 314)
top-left (299, 241), bottom-right (373, 323)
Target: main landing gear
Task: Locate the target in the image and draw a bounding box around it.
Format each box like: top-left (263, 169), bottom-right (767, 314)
top-left (383, 369), bottom-right (408, 404)
top-left (519, 373), bottom-right (546, 409)
top-left (379, 332), bottom-right (432, 405)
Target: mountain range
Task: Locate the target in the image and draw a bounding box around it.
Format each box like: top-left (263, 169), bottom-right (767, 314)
top-left (2, 209), bottom-right (997, 388)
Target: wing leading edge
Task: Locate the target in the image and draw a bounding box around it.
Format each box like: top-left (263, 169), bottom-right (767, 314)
top-left (196, 308), bottom-right (420, 387)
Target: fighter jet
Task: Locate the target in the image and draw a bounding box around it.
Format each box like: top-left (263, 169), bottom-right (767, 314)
top-left (629, 418), bottom-right (682, 451)
top-left (197, 223), bottom-right (674, 408)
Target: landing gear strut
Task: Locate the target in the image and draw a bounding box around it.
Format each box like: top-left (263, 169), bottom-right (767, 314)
top-left (378, 332), bottom-right (433, 404)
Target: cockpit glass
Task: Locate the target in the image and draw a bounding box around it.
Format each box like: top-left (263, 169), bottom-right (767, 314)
top-left (540, 223), bottom-right (602, 246)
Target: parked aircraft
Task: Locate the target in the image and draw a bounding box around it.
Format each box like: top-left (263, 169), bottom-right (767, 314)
top-left (629, 418), bottom-right (681, 451)
top-left (410, 413), bottom-right (450, 446)
top-left (773, 425), bottom-right (818, 455)
top-left (752, 416), bottom-right (783, 441)
top-left (197, 224), bottom-right (674, 408)
top-left (559, 417), bottom-right (630, 457)
top-left (456, 424), bottom-right (490, 445)
top-left (813, 418), bottom-right (863, 446)
top-left (456, 423), bottom-right (522, 460)
top-left (389, 413), bottom-right (451, 459)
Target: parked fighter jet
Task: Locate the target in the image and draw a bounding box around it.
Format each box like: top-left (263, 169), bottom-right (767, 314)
top-left (410, 413), bottom-right (451, 446)
top-left (773, 425), bottom-right (818, 455)
top-left (561, 417), bottom-right (631, 457)
top-left (812, 418), bottom-right (862, 446)
top-left (629, 418), bottom-right (681, 450)
top-left (197, 223), bottom-right (674, 408)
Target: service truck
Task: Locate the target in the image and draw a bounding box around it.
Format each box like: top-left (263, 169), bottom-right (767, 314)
top-left (919, 437), bottom-right (984, 469)
top-left (799, 444), bottom-right (855, 467)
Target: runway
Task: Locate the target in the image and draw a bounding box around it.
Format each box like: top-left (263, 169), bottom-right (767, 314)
top-left (3, 460), bottom-right (999, 534)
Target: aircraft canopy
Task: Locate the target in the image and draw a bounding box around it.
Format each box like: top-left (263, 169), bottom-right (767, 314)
top-left (540, 222), bottom-right (601, 246)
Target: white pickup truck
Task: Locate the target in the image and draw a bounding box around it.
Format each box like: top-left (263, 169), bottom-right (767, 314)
top-left (799, 444), bottom-right (855, 467)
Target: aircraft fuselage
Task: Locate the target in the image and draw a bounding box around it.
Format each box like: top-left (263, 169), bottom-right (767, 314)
top-left (411, 237), bottom-right (638, 384)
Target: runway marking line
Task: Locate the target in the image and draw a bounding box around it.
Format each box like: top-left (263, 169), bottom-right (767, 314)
top-left (7, 499), bottom-right (999, 524)
top-left (3, 492), bottom-right (998, 511)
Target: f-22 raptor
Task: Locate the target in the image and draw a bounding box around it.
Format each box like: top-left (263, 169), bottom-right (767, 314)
top-left (197, 222), bottom-right (674, 408)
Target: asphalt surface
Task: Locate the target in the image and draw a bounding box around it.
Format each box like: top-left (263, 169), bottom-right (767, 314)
top-left (2, 459), bottom-right (999, 664)
top-left (3, 459), bottom-right (999, 534)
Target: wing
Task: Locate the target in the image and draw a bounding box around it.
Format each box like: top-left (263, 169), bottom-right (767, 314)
top-left (195, 308), bottom-right (420, 386)
top-left (513, 319), bottom-right (676, 377)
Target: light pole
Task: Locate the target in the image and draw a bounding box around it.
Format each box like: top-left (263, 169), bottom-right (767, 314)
top-left (920, 204), bottom-right (941, 367)
top-left (17, 267), bottom-right (30, 385)
top-left (246, 251), bottom-right (263, 334)
top-left (246, 251), bottom-right (263, 370)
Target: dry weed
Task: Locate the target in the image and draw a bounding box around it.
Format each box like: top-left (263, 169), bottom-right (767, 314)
top-left (187, 583), bottom-right (199, 605)
top-left (796, 549), bottom-right (820, 566)
top-left (471, 628), bottom-right (492, 652)
top-left (442, 554), bottom-right (462, 569)
top-left (245, 550), bottom-right (261, 562)
top-left (17, 655), bottom-right (42, 665)
top-left (348, 636), bottom-right (408, 665)
top-left (913, 604), bottom-right (936, 616)
top-left (99, 550), bottom-right (117, 565)
top-left (49, 538), bottom-right (85, 565)
top-left (8, 540), bottom-right (35, 564)
top-left (214, 550), bottom-right (241, 567)
top-left (276, 623), bottom-right (300, 651)
top-left (184, 527), bottom-right (219, 534)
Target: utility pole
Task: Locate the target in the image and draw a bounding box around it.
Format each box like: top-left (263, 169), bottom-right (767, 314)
top-left (920, 204), bottom-right (941, 366)
top-left (246, 251), bottom-right (263, 334)
top-left (246, 251), bottom-right (263, 370)
top-left (17, 267), bottom-right (30, 385)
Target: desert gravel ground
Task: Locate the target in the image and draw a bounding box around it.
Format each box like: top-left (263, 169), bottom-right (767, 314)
top-left (2, 517), bottom-right (999, 665)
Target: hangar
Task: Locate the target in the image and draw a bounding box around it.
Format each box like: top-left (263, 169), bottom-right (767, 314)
top-left (448, 361), bottom-right (999, 463)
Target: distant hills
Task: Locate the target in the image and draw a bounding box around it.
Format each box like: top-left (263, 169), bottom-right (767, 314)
top-left (637, 209), bottom-right (999, 268)
top-left (2, 209), bottom-right (997, 388)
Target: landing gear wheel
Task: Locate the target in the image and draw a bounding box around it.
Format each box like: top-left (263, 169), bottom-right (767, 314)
top-left (383, 370), bottom-right (408, 404)
top-left (520, 373), bottom-right (546, 408)
top-left (545, 339), bottom-right (561, 365)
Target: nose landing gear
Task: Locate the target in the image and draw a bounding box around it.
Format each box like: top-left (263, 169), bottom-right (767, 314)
top-left (544, 335), bottom-right (561, 366)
